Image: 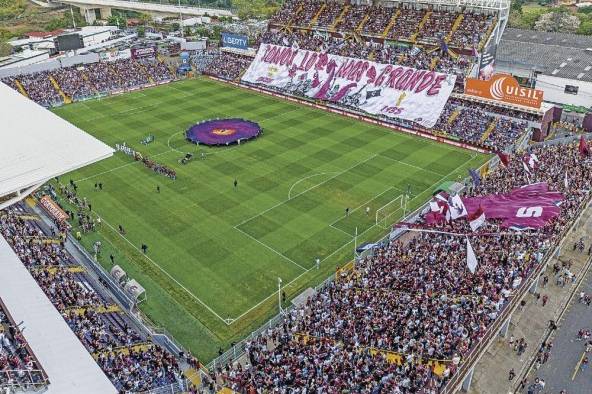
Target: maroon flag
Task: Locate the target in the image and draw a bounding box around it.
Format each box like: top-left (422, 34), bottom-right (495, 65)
top-left (462, 183), bottom-right (564, 230)
top-left (579, 135), bottom-right (590, 157)
top-left (497, 152), bottom-right (510, 167)
top-left (468, 206), bottom-right (486, 232)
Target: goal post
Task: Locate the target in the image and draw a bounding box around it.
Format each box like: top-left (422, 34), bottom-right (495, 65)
top-left (375, 195), bottom-right (407, 229)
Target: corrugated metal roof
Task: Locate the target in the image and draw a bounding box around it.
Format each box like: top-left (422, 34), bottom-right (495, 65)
top-left (497, 28), bottom-right (592, 82)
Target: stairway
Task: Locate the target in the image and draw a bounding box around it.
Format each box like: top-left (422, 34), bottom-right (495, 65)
top-left (287, 3), bottom-right (304, 29)
top-left (381, 9), bottom-right (401, 38)
top-left (330, 4), bottom-right (350, 32)
top-left (410, 10), bottom-right (433, 43)
top-left (355, 13), bottom-right (370, 33)
top-left (14, 79), bottom-right (29, 97)
top-left (48, 75), bottom-right (71, 104)
top-left (430, 56), bottom-right (439, 70)
top-left (138, 62), bottom-right (155, 84)
top-left (480, 119), bottom-right (497, 143)
top-left (447, 108), bottom-right (460, 125)
top-left (478, 17), bottom-right (497, 51)
top-left (445, 14), bottom-right (464, 43)
top-left (81, 71), bottom-right (99, 94)
top-left (183, 368), bottom-right (201, 387)
top-left (308, 3), bottom-right (326, 29)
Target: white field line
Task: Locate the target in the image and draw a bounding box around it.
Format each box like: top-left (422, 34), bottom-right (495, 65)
top-left (95, 221), bottom-right (220, 337)
top-left (287, 172), bottom-right (339, 200)
top-left (234, 154), bottom-right (379, 229)
top-left (98, 216), bottom-right (230, 324)
top-left (328, 186), bottom-right (399, 227)
top-left (228, 152), bottom-right (481, 323)
top-left (329, 223), bottom-right (355, 236)
top-left (233, 226), bottom-right (308, 271)
top-left (74, 149), bottom-right (174, 183)
top-left (377, 154), bottom-right (446, 177)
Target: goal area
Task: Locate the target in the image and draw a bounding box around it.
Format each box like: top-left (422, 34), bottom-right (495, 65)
top-left (375, 195), bottom-right (406, 229)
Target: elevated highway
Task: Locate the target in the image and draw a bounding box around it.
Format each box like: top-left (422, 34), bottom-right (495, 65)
top-left (57, 0), bottom-right (233, 23)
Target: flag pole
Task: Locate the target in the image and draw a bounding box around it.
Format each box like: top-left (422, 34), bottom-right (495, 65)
top-left (354, 226), bottom-right (358, 259)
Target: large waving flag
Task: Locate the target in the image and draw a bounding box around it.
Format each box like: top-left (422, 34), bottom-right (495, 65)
top-left (497, 152), bottom-right (510, 167)
top-left (466, 238), bottom-right (478, 274)
top-left (448, 194), bottom-right (468, 220)
top-left (468, 206), bottom-right (486, 232)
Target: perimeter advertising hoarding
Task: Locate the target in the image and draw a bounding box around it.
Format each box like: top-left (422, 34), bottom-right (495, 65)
top-left (464, 74), bottom-right (544, 109)
top-left (221, 32), bottom-right (248, 50)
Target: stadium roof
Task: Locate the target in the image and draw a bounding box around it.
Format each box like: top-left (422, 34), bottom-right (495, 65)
top-left (498, 28), bottom-right (592, 82)
top-left (0, 81), bottom-right (113, 203)
top-left (0, 236), bottom-right (117, 394)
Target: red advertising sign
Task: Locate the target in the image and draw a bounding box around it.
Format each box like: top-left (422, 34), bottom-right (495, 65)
top-left (40, 195), bottom-right (69, 222)
top-left (464, 74), bottom-right (543, 109)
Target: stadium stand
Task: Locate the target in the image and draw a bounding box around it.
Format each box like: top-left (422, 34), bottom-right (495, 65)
top-left (1, 58), bottom-right (174, 106)
top-left (217, 140), bottom-right (592, 393)
top-left (0, 207), bottom-right (185, 393)
top-left (0, 298), bottom-right (48, 392)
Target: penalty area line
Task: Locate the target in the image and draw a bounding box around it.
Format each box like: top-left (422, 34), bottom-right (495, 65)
top-left (228, 154), bottom-right (481, 323)
top-left (233, 226), bottom-right (308, 272)
top-left (98, 216), bottom-right (231, 325)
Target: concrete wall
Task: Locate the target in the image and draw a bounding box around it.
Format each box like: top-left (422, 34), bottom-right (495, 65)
top-left (536, 74), bottom-right (592, 107)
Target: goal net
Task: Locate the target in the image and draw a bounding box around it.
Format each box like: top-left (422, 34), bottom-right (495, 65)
top-left (375, 195), bottom-right (406, 229)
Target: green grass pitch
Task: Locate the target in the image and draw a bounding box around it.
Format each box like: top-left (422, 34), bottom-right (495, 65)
top-left (51, 77), bottom-right (488, 362)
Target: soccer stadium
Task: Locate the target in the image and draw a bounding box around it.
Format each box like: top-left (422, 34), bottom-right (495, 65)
top-left (1, 0), bottom-right (592, 393)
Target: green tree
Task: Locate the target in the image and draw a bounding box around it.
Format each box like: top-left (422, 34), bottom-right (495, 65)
top-left (0, 41), bottom-right (12, 57)
top-left (578, 20), bottom-right (592, 35)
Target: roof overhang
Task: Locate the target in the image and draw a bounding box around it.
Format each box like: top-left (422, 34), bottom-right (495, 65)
top-left (0, 81), bottom-right (113, 204)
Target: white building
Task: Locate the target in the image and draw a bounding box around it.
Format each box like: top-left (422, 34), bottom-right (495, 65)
top-left (0, 49), bottom-right (50, 70)
top-left (496, 28), bottom-right (592, 107)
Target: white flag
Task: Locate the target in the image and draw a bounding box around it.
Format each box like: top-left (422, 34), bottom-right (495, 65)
top-left (466, 238), bottom-right (478, 274)
top-left (564, 171), bottom-right (569, 189)
top-left (449, 194), bottom-right (467, 220)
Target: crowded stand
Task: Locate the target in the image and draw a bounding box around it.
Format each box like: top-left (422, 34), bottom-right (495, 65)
top-left (268, 1), bottom-right (494, 50)
top-left (200, 52), bottom-right (253, 81)
top-left (1, 58), bottom-right (174, 106)
top-left (0, 300), bottom-right (47, 390)
top-left (219, 140), bottom-right (592, 393)
top-left (432, 101), bottom-right (528, 150)
top-left (0, 209), bottom-right (184, 392)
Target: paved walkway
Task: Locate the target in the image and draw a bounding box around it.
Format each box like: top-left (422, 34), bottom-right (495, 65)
top-left (467, 204), bottom-right (592, 394)
top-left (527, 266), bottom-right (592, 394)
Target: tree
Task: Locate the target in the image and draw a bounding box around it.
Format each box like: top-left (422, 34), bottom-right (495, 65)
top-left (0, 41), bottom-right (12, 57)
top-left (137, 26), bottom-right (145, 37)
top-left (578, 20), bottom-right (592, 35)
top-left (138, 12), bottom-right (151, 25)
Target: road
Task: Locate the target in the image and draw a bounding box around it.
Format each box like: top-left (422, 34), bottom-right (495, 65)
top-left (526, 255), bottom-right (592, 394)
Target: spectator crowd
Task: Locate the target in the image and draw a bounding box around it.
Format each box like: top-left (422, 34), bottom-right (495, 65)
top-left (0, 301), bottom-right (46, 390)
top-left (0, 207), bottom-right (185, 392)
top-left (218, 140), bottom-right (592, 393)
top-left (1, 58), bottom-right (174, 107)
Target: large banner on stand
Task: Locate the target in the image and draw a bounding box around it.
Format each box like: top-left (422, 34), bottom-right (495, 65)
top-left (241, 44), bottom-right (456, 128)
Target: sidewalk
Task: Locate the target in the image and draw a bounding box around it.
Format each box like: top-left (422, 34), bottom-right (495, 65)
top-left (468, 206), bottom-right (592, 394)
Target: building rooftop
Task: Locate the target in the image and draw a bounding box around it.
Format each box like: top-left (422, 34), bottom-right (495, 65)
top-left (498, 28), bottom-right (592, 82)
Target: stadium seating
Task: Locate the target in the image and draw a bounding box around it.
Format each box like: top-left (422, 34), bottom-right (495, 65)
top-left (219, 140), bottom-right (592, 393)
top-left (0, 300), bottom-right (47, 391)
top-left (1, 58), bottom-right (174, 106)
top-left (0, 209), bottom-right (184, 392)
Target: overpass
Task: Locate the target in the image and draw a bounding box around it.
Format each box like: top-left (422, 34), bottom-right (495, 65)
top-left (57, 0), bottom-right (234, 24)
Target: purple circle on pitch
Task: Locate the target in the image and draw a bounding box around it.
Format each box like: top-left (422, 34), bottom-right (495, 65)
top-left (185, 118), bottom-right (262, 146)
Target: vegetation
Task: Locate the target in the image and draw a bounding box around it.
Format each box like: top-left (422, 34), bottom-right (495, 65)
top-left (510, 1), bottom-right (592, 35)
top-left (52, 78), bottom-right (486, 362)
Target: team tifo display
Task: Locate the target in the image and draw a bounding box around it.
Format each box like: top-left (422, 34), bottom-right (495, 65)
top-left (242, 44), bottom-right (456, 128)
top-left (185, 119), bottom-right (262, 146)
